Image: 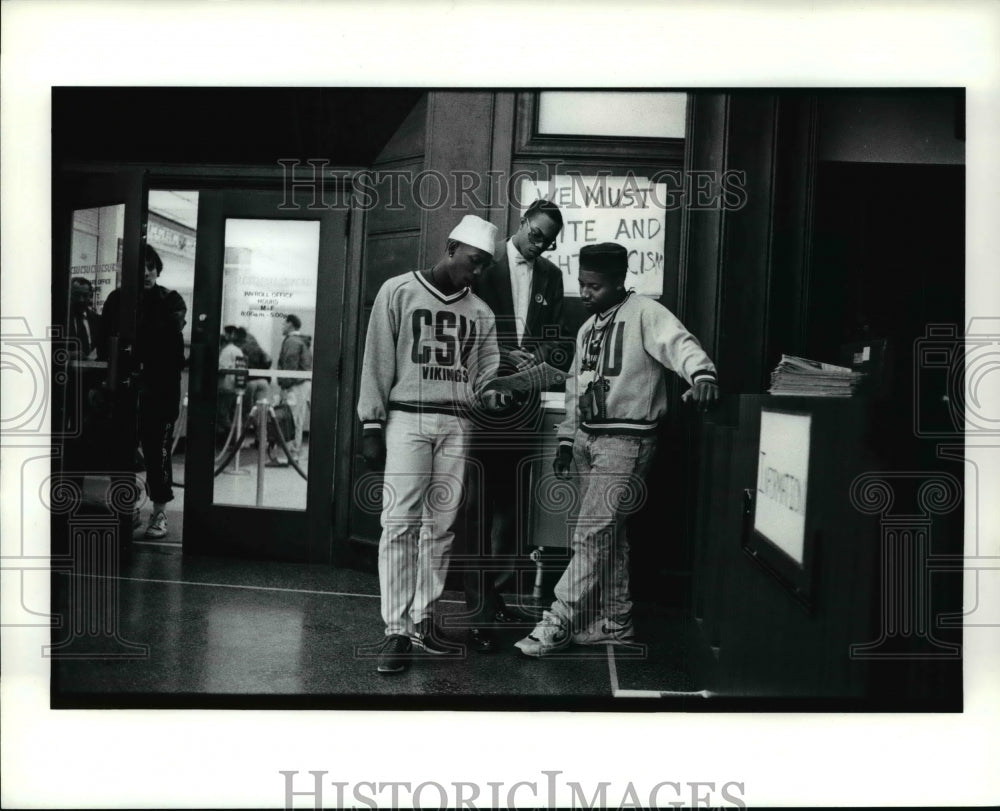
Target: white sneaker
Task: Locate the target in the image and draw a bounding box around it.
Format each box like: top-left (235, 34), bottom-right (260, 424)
top-left (514, 612), bottom-right (570, 657)
top-left (144, 511), bottom-right (167, 539)
top-left (571, 617), bottom-right (636, 646)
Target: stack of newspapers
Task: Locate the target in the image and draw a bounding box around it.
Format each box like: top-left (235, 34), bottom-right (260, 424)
top-left (768, 354), bottom-right (866, 397)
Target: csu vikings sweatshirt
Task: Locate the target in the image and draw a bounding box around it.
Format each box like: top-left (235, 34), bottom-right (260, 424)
top-left (558, 292), bottom-right (717, 444)
top-left (357, 270), bottom-right (499, 433)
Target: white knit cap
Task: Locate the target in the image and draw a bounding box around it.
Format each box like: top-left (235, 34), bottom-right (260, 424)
top-left (448, 215), bottom-right (499, 258)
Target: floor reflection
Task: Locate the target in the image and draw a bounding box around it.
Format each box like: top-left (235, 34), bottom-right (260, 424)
top-left (50, 545), bottom-right (708, 707)
top-left (202, 601), bottom-right (305, 693)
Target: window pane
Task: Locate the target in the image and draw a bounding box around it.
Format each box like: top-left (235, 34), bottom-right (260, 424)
top-left (69, 203), bottom-right (125, 321)
top-left (148, 190), bottom-right (198, 347)
top-left (60, 204), bottom-right (124, 469)
top-left (537, 91), bottom-right (687, 138)
top-left (213, 218), bottom-right (320, 510)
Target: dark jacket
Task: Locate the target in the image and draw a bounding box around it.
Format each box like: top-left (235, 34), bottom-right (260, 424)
top-left (239, 332), bottom-right (272, 380)
top-left (101, 285), bottom-right (186, 403)
top-left (277, 332), bottom-right (312, 389)
top-left (470, 241), bottom-right (570, 430)
top-left (473, 242), bottom-right (569, 376)
top-left (69, 308), bottom-right (102, 358)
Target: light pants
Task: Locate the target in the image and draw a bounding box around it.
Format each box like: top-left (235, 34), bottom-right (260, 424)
top-left (550, 431), bottom-right (658, 630)
top-left (282, 381), bottom-right (311, 456)
top-left (379, 410), bottom-right (470, 636)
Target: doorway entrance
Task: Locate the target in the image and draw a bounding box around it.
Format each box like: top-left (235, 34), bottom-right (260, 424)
top-left (53, 174), bottom-right (353, 566)
top-left (182, 189), bottom-right (349, 563)
top-left (52, 169), bottom-right (148, 565)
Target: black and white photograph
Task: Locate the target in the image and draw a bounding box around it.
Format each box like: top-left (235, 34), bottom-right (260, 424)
top-left (3, 2), bottom-right (999, 809)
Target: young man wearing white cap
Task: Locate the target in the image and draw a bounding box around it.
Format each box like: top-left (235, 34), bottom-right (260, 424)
top-left (358, 214), bottom-right (503, 674)
top-left (515, 242), bottom-right (720, 657)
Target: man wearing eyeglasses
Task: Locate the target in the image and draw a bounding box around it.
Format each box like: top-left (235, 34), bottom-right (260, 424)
top-left (461, 198), bottom-right (571, 652)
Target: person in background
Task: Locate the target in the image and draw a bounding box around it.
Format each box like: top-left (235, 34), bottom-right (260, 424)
top-left (101, 244), bottom-right (187, 540)
top-left (69, 276), bottom-right (101, 361)
top-left (461, 199), bottom-right (570, 653)
top-left (277, 314), bottom-right (312, 463)
top-left (234, 326), bottom-right (269, 370)
top-left (217, 326), bottom-right (244, 445)
top-left (515, 242), bottom-right (719, 657)
top-left (233, 326), bottom-right (272, 421)
top-left (64, 276), bottom-right (105, 442)
top-left (357, 214), bottom-right (503, 675)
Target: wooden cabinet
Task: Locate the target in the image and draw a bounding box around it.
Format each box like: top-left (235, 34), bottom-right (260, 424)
top-left (692, 395), bottom-right (962, 705)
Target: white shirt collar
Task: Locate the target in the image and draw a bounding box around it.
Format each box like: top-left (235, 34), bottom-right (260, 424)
top-left (507, 238), bottom-right (532, 269)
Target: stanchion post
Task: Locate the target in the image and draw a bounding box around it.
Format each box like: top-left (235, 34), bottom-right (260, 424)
top-left (531, 547), bottom-right (545, 600)
top-left (233, 391), bottom-right (243, 473)
top-left (256, 398), bottom-right (267, 507)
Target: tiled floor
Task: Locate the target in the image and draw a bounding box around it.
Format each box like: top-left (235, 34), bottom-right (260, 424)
top-left (50, 541), bottom-right (714, 710)
top-left (55, 452), bottom-right (716, 710)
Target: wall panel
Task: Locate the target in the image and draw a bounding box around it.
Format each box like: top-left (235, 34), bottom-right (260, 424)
top-left (362, 232), bottom-right (421, 305)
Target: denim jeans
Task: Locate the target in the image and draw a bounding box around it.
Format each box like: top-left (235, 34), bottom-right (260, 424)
top-left (550, 430), bottom-right (657, 630)
top-left (379, 410), bottom-right (470, 635)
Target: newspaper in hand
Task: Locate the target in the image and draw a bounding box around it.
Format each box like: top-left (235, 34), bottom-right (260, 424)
top-left (483, 362), bottom-right (567, 396)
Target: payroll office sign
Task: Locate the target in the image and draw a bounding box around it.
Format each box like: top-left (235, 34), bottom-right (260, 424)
top-left (519, 175), bottom-right (667, 297)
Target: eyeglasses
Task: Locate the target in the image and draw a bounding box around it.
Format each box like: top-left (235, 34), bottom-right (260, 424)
top-left (521, 218), bottom-right (558, 251)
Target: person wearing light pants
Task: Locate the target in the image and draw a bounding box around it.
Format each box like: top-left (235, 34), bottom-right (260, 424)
top-left (379, 410), bottom-right (470, 643)
top-left (357, 215), bottom-right (503, 674)
top-left (515, 242), bottom-right (720, 657)
top-left (278, 314), bottom-right (313, 462)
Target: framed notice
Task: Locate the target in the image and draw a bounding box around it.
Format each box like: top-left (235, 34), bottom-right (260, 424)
top-left (745, 406), bottom-right (816, 606)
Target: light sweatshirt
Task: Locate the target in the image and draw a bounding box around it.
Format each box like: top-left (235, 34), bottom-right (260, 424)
top-left (558, 293), bottom-right (717, 443)
top-left (357, 270), bottom-right (500, 433)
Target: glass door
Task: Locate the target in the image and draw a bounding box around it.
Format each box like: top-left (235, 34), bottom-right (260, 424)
top-left (183, 190), bottom-right (348, 562)
top-left (49, 169), bottom-right (149, 660)
top-left (52, 170), bottom-right (148, 562)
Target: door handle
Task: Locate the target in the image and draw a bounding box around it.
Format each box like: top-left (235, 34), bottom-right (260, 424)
top-left (120, 343), bottom-right (135, 389)
top-left (106, 337), bottom-right (134, 391)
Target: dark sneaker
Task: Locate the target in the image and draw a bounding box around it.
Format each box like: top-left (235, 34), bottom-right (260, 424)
top-left (469, 627), bottom-right (496, 653)
top-left (494, 605), bottom-right (530, 624)
top-left (376, 634), bottom-right (412, 674)
top-left (410, 618), bottom-right (463, 655)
